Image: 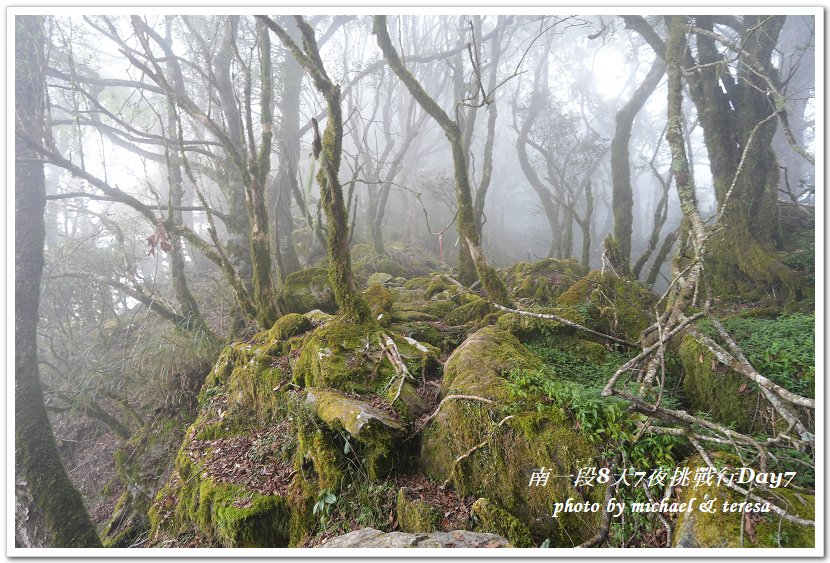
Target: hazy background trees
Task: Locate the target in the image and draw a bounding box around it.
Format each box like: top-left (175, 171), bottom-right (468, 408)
top-left (15, 13), bottom-right (815, 543)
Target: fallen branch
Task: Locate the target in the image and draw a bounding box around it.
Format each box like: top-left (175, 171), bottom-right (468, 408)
top-left (689, 437), bottom-right (814, 527)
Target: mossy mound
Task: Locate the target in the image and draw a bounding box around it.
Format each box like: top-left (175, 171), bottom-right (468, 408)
top-left (495, 304), bottom-right (590, 340)
top-left (292, 319), bottom-right (438, 395)
top-left (279, 268), bottom-right (337, 314)
top-left (444, 296), bottom-right (493, 327)
top-left (150, 437), bottom-right (299, 547)
top-left (678, 335), bottom-right (763, 433)
top-left (249, 313), bottom-right (314, 357)
top-left (351, 243), bottom-right (444, 282)
top-left (396, 488), bottom-right (442, 533)
top-left (441, 326), bottom-right (541, 400)
top-left (421, 326), bottom-right (602, 544)
top-left (364, 284), bottom-right (396, 321)
top-left (304, 388), bottom-right (405, 480)
top-left (503, 258), bottom-right (586, 305)
top-left (556, 270), bottom-right (655, 341)
top-left (673, 455), bottom-right (814, 548)
top-left (471, 498), bottom-right (534, 548)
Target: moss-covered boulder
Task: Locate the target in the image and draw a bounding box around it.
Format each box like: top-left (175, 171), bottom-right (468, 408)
top-left (151, 443), bottom-right (298, 547)
top-left (471, 498), bottom-right (534, 548)
top-left (251, 313), bottom-right (314, 355)
top-left (396, 488), bottom-right (442, 533)
top-left (678, 335), bottom-right (765, 433)
top-left (441, 326), bottom-right (541, 400)
top-left (503, 258), bottom-right (586, 305)
top-left (279, 268), bottom-right (337, 314)
top-left (292, 320), bottom-right (438, 395)
top-left (444, 296), bottom-right (493, 326)
top-left (673, 455), bottom-right (814, 548)
top-left (495, 304), bottom-right (590, 340)
top-left (557, 270), bottom-right (655, 341)
top-left (421, 326), bottom-right (603, 545)
top-left (364, 284), bottom-right (396, 321)
top-left (305, 388), bottom-right (404, 438)
top-left (367, 272), bottom-right (393, 286)
top-left (304, 389), bottom-right (406, 481)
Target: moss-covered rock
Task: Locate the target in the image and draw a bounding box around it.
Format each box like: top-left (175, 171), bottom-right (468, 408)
top-left (421, 326), bottom-right (602, 545)
top-left (396, 488), bottom-right (442, 533)
top-left (304, 388), bottom-right (404, 481)
top-left (367, 272), bottom-right (393, 286)
top-left (673, 455), bottom-right (814, 548)
top-left (441, 326), bottom-right (542, 400)
top-left (495, 304), bottom-right (590, 340)
top-left (363, 284), bottom-right (396, 321)
top-left (503, 258), bottom-right (586, 305)
top-left (444, 296), bottom-right (493, 326)
top-left (292, 320), bottom-right (438, 395)
top-left (252, 313), bottom-right (313, 355)
top-left (279, 268), bottom-right (337, 314)
top-left (471, 498), bottom-right (534, 548)
top-left (556, 270), bottom-right (654, 341)
top-left (156, 452), bottom-right (294, 547)
top-left (678, 335), bottom-right (765, 434)
top-left (387, 379), bottom-right (430, 422)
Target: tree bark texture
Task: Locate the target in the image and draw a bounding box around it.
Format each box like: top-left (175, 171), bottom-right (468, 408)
top-left (15, 15), bottom-right (101, 548)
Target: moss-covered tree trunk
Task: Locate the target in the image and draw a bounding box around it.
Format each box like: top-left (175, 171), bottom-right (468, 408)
top-left (15, 15), bottom-right (101, 548)
top-left (610, 54), bottom-right (665, 269)
top-left (247, 20), bottom-right (280, 328)
top-left (692, 15), bottom-right (798, 299)
top-left (628, 15), bottom-right (800, 300)
top-left (258, 15), bottom-right (370, 322)
top-left (373, 16), bottom-right (511, 305)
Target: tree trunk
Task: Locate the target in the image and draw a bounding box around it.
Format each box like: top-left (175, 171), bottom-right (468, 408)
top-left (15, 15), bottom-right (101, 548)
top-left (610, 54), bottom-right (665, 269)
top-left (374, 16), bottom-right (511, 305)
top-left (259, 16), bottom-right (370, 321)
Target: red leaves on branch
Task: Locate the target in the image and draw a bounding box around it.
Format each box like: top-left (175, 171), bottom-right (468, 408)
top-left (146, 219), bottom-right (172, 256)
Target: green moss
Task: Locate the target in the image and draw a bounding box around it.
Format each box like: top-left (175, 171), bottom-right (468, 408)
top-left (403, 276), bottom-right (431, 290)
top-left (495, 305), bottom-right (589, 339)
top-left (504, 258), bottom-right (586, 305)
top-left (305, 389), bottom-right (403, 481)
top-left (279, 267), bottom-right (337, 314)
top-left (678, 335), bottom-right (761, 433)
top-left (297, 427), bottom-right (344, 491)
top-left (420, 401), bottom-right (602, 545)
top-left (471, 498), bottom-right (533, 548)
top-left (444, 296), bottom-right (493, 326)
top-left (396, 488), bottom-right (442, 533)
top-left (556, 270), bottom-right (654, 341)
top-left (425, 275), bottom-right (459, 299)
top-left (674, 455), bottom-right (814, 548)
top-left (292, 320), bottom-right (438, 396)
top-left (441, 326), bottom-right (542, 400)
top-left (292, 320), bottom-right (383, 393)
top-left (363, 284), bottom-right (396, 321)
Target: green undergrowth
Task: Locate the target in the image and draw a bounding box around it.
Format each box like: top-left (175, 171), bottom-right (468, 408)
top-left (509, 338), bottom-right (685, 546)
top-left (698, 313), bottom-right (815, 398)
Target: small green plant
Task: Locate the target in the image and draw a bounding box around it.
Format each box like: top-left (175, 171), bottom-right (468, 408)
top-left (313, 488), bottom-right (337, 528)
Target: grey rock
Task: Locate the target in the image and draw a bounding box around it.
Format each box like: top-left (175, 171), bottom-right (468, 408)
top-left (319, 527), bottom-right (511, 548)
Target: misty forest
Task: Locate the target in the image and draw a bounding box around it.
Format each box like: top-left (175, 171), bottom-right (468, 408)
top-left (14, 14), bottom-right (816, 549)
